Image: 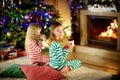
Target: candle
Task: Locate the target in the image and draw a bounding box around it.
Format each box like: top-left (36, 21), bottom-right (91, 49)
top-left (19, 0), bottom-right (21, 5)
top-left (3, 0), bottom-right (5, 7)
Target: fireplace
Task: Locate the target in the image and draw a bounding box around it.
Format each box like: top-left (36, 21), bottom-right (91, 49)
top-left (79, 10), bottom-right (120, 51)
top-left (87, 16), bottom-right (117, 50)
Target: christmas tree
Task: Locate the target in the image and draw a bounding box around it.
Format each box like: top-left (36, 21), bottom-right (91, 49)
top-left (0, 0), bottom-right (61, 50)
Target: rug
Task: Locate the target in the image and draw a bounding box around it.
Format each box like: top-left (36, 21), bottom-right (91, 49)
top-left (0, 56), bottom-right (113, 80)
top-left (62, 66), bottom-right (112, 80)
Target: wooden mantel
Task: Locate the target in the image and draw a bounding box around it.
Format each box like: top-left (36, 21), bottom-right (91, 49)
top-left (79, 10), bottom-right (120, 51)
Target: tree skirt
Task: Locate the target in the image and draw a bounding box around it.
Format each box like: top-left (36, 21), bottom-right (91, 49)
top-left (0, 56), bottom-right (113, 80)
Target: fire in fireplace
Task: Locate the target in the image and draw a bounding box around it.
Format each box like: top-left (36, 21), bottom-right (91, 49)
top-left (87, 16), bottom-right (118, 50)
top-left (99, 19), bottom-right (118, 39)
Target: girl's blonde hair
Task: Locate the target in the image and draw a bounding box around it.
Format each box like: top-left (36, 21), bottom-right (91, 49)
top-left (48, 22), bottom-right (64, 45)
top-left (25, 23), bottom-right (41, 54)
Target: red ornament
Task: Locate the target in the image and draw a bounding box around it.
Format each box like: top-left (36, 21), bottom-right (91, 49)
top-left (64, 45), bottom-right (70, 49)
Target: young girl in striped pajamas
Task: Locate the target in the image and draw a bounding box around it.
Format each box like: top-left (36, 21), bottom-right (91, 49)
top-left (48, 22), bottom-right (82, 73)
top-left (25, 23), bottom-right (49, 66)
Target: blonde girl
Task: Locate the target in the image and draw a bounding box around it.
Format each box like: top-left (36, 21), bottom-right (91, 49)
top-left (49, 22), bottom-right (82, 73)
top-left (25, 23), bottom-right (49, 66)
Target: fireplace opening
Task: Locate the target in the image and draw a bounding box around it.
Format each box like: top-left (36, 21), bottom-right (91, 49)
top-left (87, 15), bottom-right (118, 51)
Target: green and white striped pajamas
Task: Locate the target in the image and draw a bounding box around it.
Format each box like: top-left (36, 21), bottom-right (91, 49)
top-left (66, 60), bottom-right (81, 70)
top-left (49, 41), bottom-right (82, 70)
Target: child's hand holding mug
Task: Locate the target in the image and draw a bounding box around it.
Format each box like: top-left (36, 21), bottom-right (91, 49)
top-left (39, 34), bottom-right (46, 41)
top-left (64, 39), bottom-right (74, 52)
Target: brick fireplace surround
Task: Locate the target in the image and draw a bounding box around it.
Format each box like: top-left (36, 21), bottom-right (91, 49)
top-left (75, 10), bottom-right (120, 60)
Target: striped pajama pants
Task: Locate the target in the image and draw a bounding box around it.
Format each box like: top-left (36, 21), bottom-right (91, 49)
top-left (66, 60), bottom-right (82, 70)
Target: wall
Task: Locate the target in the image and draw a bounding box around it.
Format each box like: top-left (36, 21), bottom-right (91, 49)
top-left (45, 0), bottom-right (71, 36)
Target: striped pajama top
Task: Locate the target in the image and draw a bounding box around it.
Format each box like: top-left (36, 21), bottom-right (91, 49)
top-left (49, 41), bottom-right (69, 70)
top-left (28, 40), bottom-right (49, 64)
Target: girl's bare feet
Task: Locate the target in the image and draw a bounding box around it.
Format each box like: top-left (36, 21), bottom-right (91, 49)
top-left (60, 66), bottom-right (70, 74)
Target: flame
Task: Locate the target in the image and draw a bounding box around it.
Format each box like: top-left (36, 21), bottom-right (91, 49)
top-left (99, 20), bottom-right (118, 39)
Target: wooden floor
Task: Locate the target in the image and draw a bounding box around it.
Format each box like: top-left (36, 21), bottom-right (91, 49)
top-left (67, 51), bottom-right (120, 74)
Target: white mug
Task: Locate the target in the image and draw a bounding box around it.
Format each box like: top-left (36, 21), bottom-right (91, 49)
top-left (67, 39), bottom-right (74, 52)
